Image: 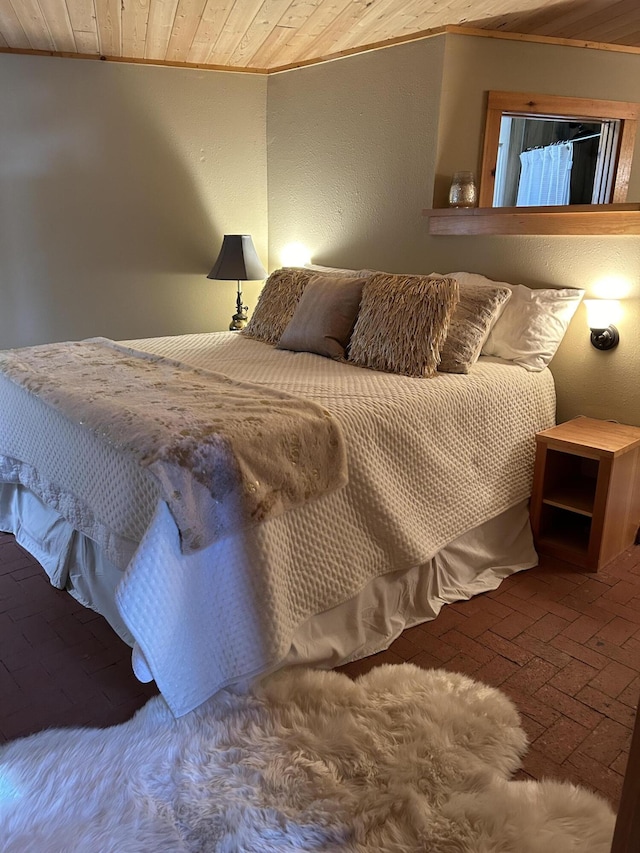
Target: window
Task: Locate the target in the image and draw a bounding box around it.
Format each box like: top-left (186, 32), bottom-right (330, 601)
top-left (479, 92), bottom-right (640, 208)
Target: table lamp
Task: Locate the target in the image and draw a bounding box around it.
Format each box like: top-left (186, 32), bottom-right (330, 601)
top-left (208, 235), bottom-right (267, 331)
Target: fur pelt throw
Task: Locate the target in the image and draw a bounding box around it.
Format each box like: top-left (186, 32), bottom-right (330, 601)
top-left (0, 664), bottom-right (615, 852)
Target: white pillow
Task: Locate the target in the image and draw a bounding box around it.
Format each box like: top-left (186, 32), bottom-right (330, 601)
top-left (482, 285), bottom-right (584, 370)
top-left (439, 272), bottom-right (583, 371)
top-left (303, 263), bottom-right (379, 276)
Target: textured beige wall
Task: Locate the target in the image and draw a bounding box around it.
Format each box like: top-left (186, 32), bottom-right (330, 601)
top-left (267, 34), bottom-right (640, 426)
top-left (0, 54), bottom-right (267, 349)
top-left (435, 35), bottom-right (640, 207)
top-left (434, 35), bottom-right (640, 426)
top-left (267, 38), bottom-right (446, 273)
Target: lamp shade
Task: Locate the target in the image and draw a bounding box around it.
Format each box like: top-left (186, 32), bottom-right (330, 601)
top-left (584, 299), bottom-right (621, 330)
top-left (207, 235), bottom-right (266, 281)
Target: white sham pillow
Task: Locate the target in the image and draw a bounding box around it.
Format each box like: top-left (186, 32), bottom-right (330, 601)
top-left (303, 263), bottom-right (361, 275)
top-left (480, 279), bottom-right (584, 370)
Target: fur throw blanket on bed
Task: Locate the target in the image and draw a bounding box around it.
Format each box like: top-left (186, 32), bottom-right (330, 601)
top-left (0, 338), bottom-right (347, 553)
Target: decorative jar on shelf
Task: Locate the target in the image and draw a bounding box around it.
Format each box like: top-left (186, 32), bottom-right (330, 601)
top-left (448, 171), bottom-right (478, 208)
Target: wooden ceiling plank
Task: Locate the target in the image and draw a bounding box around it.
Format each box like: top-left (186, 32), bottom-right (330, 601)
top-left (345, 0), bottom-right (444, 47)
top-left (576, 6), bottom-right (640, 43)
top-left (251, 0), bottom-right (323, 67)
top-left (165, 0), bottom-right (207, 61)
top-left (188, 0), bottom-right (234, 64)
top-left (544, 7), bottom-right (629, 41)
top-left (73, 28), bottom-right (99, 52)
top-left (278, 0), bottom-right (320, 30)
top-left (295, 0), bottom-right (387, 59)
top-left (278, 0), bottom-right (324, 50)
top-left (269, 23), bottom-right (448, 72)
top-left (282, 0), bottom-right (353, 44)
top-left (327, 0), bottom-right (422, 52)
top-left (66, 0), bottom-right (99, 54)
top-left (229, 0), bottom-right (293, 66)
top-left (447, 24), bottom-right (640, 56)
top-left (442, 0), bottom-right (557, 42)
top-left (462, 2), bottom-right (635, 47)
top-left (11, 0), bottom-right (56, 50)
top-left (0, 0), bottom-right (32, 48)
top-left (38, 0), bottom-right (76, 51)
top-left (122, 0), bottom-right (150, 57)
top-left (66, 0), bottom-right (95, 31)
top-left (590, 24), bottom-right (640, 45)
top-left (516, 0), bottom-right (624, 36)
top-left (206, 0), bottom-right (266, 65)
top-left (618, 27), bottom-right (640, 42)
top-left (451, 0), bottom-right (555, 27)
top-left (245, 21), bottom-right (292, 67)
top-left (144, 0), bottom-right (179, 59)
top-left (267, 0), bottom-right (353, 64)
top-left (94, 0), bottom-right (122, 55)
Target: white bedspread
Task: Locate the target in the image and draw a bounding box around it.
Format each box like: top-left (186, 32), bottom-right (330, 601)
top-left (0, 333), bottom-right (555, 715)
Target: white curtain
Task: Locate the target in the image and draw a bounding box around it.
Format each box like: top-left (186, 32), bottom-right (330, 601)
top-left (516, 142), bottom-right (573, 206)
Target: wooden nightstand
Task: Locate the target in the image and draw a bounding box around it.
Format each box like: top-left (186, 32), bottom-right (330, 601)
top-left (530, 417), bottom-right (640, 572)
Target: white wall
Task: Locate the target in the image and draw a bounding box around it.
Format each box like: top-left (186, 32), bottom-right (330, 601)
top-left (0, 54), bottom-right (268, 349)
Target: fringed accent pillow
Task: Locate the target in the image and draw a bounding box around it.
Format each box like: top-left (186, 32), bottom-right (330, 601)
top-left (348, 273), bottom-right (459, 377)
top-left (437, 280), bottom-right (512, 374)
top-left (241, 268), bottom-right (312, 345)
top-left (277, 274), bottom-right (367, 360)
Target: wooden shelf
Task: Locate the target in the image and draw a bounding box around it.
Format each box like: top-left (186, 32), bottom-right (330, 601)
top-left (537, 521), bottom-right (591, 561)
top-left (422, 203), bottom-right (640, 235)
top-left (542, 483), bottom-right (595, 517)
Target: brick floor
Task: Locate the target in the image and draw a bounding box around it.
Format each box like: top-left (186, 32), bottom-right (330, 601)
top-left (1, 529), bottom-right (639, 809)
top-left (0, 532), bottom-right (158, 740)
top-left (339, 547), bottom-right (640, 809)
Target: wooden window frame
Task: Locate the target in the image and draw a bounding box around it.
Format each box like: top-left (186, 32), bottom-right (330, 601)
top-left (478, 91), bottom-right (640, 208)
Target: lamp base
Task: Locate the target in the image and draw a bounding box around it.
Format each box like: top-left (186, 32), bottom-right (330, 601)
top-left (229, 311), bottom-right (248, 331)
top-left (229, 283), bottom-right (248, 331)
top-left (590, 325), bottom-right (619, 350)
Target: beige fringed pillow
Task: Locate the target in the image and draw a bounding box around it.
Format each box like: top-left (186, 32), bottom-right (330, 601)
top-left (242, 267), bottom-right (312, 344)
top-left (348, 273), bottom-right (459, 377)
top-left (437, 280), bottom-right (512, 374)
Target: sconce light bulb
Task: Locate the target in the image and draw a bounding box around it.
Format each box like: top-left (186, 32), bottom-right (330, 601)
top-left (281, 242), bottom-right (312, 268)
top-left (584, 299), bottom-right (621, 329)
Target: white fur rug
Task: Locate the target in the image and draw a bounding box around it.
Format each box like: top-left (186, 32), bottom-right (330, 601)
top-left (0, 664), bottom-right (615, 852)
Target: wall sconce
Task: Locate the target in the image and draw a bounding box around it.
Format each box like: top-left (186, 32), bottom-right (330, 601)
top-left (584, 299), bottom-right (621, 350)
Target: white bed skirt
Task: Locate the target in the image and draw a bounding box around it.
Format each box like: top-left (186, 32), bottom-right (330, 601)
top-left (1, 482), bottom-right (537, 686)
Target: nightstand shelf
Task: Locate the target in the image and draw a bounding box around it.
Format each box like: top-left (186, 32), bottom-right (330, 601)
top-left (542, 482), bottom-right (595, 516)
top-left (530, 418), bottom-right (640, 571)
top-left (536, 507), bottom-right (591, 565)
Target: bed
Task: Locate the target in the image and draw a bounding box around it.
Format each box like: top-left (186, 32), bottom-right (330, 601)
top-left (0, 268), bottom-right (578, 717)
